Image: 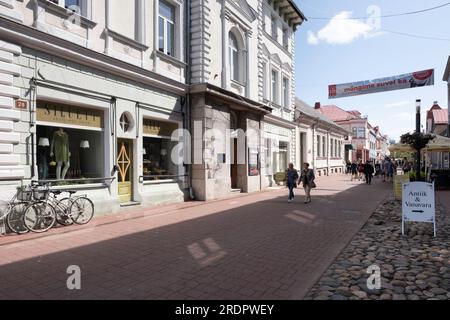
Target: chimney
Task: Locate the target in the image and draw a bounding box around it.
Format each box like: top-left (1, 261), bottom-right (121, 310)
top-left (314, 102), bottom-right (321, 109)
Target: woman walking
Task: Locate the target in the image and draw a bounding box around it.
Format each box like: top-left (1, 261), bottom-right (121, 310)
top-left (298, 163), bottom-right (315, 204)
top-left (286, 163), bottom-right (299, 203)
top-left (350, 161), bottom-right (358, 181)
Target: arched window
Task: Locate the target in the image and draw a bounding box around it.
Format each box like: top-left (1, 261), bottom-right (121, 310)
top-left (229, 32), bottom-right (240, 82)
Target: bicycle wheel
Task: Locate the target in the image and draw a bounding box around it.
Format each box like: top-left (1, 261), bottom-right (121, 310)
top-left (0, 200), bottom-right (11, 220)
top-left (55, 197), bottom-right (75, 226)
top-left (6, 202), bottom-right (29, 234)
top-left (23, 202), bottom-right (56, 233)
top-left (70, 197), bottom-right (94, 225)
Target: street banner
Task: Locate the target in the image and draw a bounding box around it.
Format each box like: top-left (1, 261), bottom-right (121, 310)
top-left (402, 181), bottom-right (436, 237)
top-left (328, 69), bottom-right (434, 99)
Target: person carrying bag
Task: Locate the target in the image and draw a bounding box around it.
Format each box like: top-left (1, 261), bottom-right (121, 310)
top-left (298, 162), bottom-right (316, 204)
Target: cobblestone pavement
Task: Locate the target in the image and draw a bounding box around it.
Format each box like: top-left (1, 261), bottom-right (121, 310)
top-left (305, 197), bottom-right (450, 300)
top-left (0, 175), bottom-right (391, 300)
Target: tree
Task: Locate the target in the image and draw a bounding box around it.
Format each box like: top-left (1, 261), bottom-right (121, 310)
top-left (400, 132), bottom-right (435, 151)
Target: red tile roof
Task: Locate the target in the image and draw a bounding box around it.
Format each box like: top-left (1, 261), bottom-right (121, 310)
top-left (433, 109), bottom-right (448, 124)
top-left (318, 105), bottom-right (359, 121)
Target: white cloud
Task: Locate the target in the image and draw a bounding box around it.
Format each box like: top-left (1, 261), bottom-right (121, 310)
top-left (307, 11), bottom-right (381, 45)
top-left (384, 101), bottom-right (411, 109)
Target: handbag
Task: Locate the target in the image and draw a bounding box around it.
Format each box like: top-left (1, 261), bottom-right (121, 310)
top-left (310, 181), bottom-right (317, 189)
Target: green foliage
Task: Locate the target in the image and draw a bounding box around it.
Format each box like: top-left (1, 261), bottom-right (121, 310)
top-left (408, 170), bottom-right (426, 180)
top-left (400, 132), bottom-right (435, 151)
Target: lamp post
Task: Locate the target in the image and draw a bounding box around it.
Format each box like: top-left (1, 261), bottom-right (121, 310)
top-left (415, 99), bottom-right (421, 181)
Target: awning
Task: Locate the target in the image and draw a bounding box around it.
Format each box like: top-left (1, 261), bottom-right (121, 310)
top-left (345, 144), bottom-right (355, 150)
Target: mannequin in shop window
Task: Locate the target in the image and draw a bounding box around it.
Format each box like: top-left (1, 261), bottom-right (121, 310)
top-left (50, 128), bottom-right (71, 180)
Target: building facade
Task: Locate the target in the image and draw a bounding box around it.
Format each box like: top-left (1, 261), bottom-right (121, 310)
top-left (314, 103), bottom-right (388, 163)
top-left (426, 101), bottom-right (449, 169)
top-left (188, 0), bottom-right (305, 199)
top-left (0, 0), bottom-right (307, 213)
top-left (294, 98), bottom-right (349, 176)
top-left (0, 0), bottom-right (190, 214)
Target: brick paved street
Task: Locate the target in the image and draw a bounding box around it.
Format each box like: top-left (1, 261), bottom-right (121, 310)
top-left (0, 174), bottom-right (392, 300)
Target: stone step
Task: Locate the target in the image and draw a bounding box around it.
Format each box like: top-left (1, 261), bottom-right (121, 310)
top-left (120, 201), bottom-right (141, 208)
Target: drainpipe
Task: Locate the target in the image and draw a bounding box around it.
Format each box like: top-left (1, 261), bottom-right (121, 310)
top-left (185, 0), bottom-right (194, 200)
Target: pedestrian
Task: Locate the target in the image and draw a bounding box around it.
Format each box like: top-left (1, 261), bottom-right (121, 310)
top-left (385, 157), bottom-right (393, 182)
top-left (364, 161), bottom-right (375, 185)
top-left (346, 161), bottom-right (352, 175)
top-left (298, 162), bottom-right (315, 204)
top-left (286, 163), bottom-right (299, 203)
top-left (350, 161), bottom-right (358, 181)
top-left (357, 160), bottom-right (365, 181)
top-left (374, 161), bottom-right (381, 178)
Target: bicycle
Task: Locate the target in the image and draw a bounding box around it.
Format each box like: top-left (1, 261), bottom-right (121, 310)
top-left (22, 184), bottom-right (57, 233)
top-left (1, 183), bottom-right (43, 235)
top-left (47, 189), bottom-right (95, 226)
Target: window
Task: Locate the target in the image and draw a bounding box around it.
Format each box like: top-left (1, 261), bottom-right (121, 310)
top-left (317, 135), bottom-right (321, 157)
top-left (49, 0), bottom-right (87, 16)
top-left (271, 16), bottom-right (277, 39)
top-left (335, 140), bottom-right (338, 157)
top-left (262, 62), bottom-right (268, 100)
top-left (283, 28), bottom-right (289, 49)
top-left (331, 139), bottom-right (334, 157)
top-left (271, 70), bottom-right (279, 103)
top-left (159, 0), bottom-right (175, 56)
top-left (120, 113), bottom-right (132, 133)
top-left (322, 136), bottom-right (326, 157)
top-left (142, 119), bottom-right (179, 181)
top-left (282, 77), bottom-right (289, 108)
top-left (357, 127), bottom-right (365, 138)
top-left (229, 33), bottom-right (240, 83)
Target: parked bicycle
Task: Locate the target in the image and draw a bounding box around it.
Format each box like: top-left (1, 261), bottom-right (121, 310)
top-left (1, 183), bottom-right (44, 234)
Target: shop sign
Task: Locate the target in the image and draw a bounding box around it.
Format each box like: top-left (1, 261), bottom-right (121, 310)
top-left (37, 101), bottom-right (103, 128)
top-left (143, 118), bottom-right (178, 137)
top-left (329, 69), bottom-right (434, 99)
top-left (402, 182), bottom-right (436, 237)
top-left (248, 148), bottom-right (259, 176)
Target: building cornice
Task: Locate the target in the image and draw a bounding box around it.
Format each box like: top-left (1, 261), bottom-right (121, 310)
top-left (0, 17), bottom-right (187, 95)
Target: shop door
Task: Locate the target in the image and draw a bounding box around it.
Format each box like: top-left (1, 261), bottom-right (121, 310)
top-left (117, 139), bottom-right (133, 203)
top-left (231, 138), bottom-right (238, 189)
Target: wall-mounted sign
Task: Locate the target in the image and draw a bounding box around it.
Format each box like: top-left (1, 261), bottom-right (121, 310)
top-left (143, 118), bottom-right (178, 137)
top-left (37, 101), bottom-right (104, 128)
top-left (329, 69), bottom-right (434, 99)
top-left (402, 182), bottom-right (436, 237)
top-left (15, 100), bottom-right (28, 110)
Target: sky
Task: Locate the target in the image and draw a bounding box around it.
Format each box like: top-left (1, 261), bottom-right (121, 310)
top-left (293, 0), bottom-right (450, 142)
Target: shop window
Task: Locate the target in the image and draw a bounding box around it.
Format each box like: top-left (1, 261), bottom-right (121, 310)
top-left (143, 137), bottom-right (178, 181)
top-left (142, 119), bottom-right (179, 181)
top-left (37, 126), bottom-right (104, 183)
top-left (272, 141), bottom-right (288, 173)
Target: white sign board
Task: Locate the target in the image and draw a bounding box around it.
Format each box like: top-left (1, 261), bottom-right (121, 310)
top-left (402, 182), bottom-right (436, 236)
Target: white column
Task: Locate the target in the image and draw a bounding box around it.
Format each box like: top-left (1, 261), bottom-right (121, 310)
top-left (245, 30), bottom-right (250, 98)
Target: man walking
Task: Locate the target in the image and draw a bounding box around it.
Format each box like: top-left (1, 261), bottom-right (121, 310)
top-left (286, 163), bottom-right (299, 203)
top-left (298, 163), bottom-right (315, 204)
top-left (364, 161), bottom-right (375, 185)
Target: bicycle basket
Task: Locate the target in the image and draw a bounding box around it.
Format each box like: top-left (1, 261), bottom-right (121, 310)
top-left (17, 190), bottom-right (33, 201)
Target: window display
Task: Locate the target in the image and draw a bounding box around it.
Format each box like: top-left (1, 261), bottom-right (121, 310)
top-left (142, 137), bottom-right (177, 181)
top-left (37, 126), bottom-right (104, 183)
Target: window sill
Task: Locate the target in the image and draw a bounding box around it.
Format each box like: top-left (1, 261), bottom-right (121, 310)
top-left (155, 50), bottom-right (187, 67)
top-left (143, 179), bottom-right (180, 185)
top-left (38, 0), bottom-right (97, 29)
top-left (49, 183), bottom-right (108, 190)
top-left (107, 29), bottom-right (149, 51)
